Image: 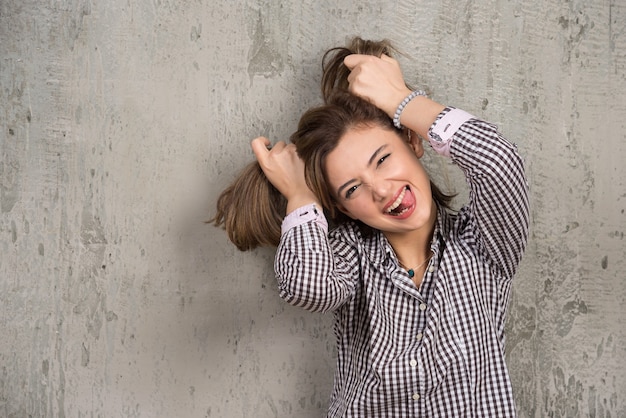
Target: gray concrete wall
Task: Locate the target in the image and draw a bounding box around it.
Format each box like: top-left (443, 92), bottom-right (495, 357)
top-left (1, 0), bottom-right (624, 416)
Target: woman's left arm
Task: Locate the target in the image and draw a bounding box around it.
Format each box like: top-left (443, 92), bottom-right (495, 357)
top-left (437, 111), bottom-right (530, 279)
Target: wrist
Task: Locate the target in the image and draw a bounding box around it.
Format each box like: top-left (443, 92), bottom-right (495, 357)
top-left (286, 192), bottom-right (321, 214)
top-left (393, 90), bottom-right (428, 129)
top-left (396, 97), bottom-right (446, 139)
top-left (384, 88), bottom-right (412, 118)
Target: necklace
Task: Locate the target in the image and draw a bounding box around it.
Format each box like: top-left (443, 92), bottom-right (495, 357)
top-left (399, 254), bottom-right (433, 278)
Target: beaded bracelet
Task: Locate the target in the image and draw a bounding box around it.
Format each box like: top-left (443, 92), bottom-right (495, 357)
top-left (393, 90), bottom-right (427, 129)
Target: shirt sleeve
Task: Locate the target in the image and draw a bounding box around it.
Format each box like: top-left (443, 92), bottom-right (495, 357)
top-left (280, 203), bottom-right (328, 235)
top-left (275, 217), bottom-right (360, 313)
top-left (428, 107), bottom-right (530, 280)
top-left (427, 107), bottom-right (476, 157)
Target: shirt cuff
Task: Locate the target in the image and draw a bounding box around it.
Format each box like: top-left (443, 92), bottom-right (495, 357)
top-left (281, 203), bottom-right (329, 235)
top-left (428, 107), bottom-right (475, 157)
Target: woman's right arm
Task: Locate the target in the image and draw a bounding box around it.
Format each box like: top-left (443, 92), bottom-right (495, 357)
top-left (275, 209), bottom-right (359, 313)
top-left (251, 137), bottom-right (359, 313)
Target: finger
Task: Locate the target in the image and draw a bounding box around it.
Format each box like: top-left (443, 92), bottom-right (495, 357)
top-left (381, 54), bottom-right (402, 75)
top-left (343, 54), bottom-right (356, 70)
top-left (284, 143), bottom-right (300, 159)
top-left (343, 54), bottom-right (368, 70)
top-left (251, 136), bottom-right (271, 161)
top-left (346, 69), bottom-right (355, 88)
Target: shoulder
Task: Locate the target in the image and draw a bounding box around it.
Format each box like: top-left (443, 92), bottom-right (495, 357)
top-left (440, 205), bottom-right (490, 263)
top-left (329, 221), bottom-right (362, 245)
top-left (438, 206), bottom-right (473, 245)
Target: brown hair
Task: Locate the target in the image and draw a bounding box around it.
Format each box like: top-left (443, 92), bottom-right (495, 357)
top-left (321, 38), bottom-right (397, 102)
top-left (208, 37), bottom-right (454, 251)
top-left (211, 162), bottom-right (286, 251)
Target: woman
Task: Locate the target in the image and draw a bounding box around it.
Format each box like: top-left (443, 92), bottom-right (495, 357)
top-left (212, 38), bottom-right (529, 416)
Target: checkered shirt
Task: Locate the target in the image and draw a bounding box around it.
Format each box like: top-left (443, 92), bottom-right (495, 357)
top-left (275, 108), bottom-right (530, 417)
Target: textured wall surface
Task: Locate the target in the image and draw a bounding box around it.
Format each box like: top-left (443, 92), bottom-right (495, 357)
top-left (1, 0), bottom-right (624, 417)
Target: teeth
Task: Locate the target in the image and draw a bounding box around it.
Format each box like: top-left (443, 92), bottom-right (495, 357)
top-left (386, 187), bottom-right (407, 213)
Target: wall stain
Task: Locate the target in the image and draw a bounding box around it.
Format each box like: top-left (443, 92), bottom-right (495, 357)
top-left (190, 23), bottom-right (202, 42)
top-left (10, 220), bottom-right (17, 243)
top-left (601, 255), bottom-right (608, 269)
top-left (61, 0), bottom-right (92, 51)
top-left (506, 303), bottom-right (536, 354)
top-left (558, 5), bottom-right (594, 65)
top-left (81, 342), bottom-right (89, 367)
top-left (556, 298), bottom-right (588, 337)
top-left (0, 160), bottom-right (21, 214)
top-left (548, 366), bottom-right (584, 416)
top-left (247, 12), bottom-right (284, 78)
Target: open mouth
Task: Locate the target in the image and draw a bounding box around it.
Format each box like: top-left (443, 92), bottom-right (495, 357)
top-left (385, 186), bottom-right (413, 216)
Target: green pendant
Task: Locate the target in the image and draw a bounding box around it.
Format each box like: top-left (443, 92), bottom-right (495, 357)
top-left (408, 269), bottom-right (415, 278)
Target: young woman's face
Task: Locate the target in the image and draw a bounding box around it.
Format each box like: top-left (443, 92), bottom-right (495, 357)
top-left (325, 124), bottom-right (434, 235)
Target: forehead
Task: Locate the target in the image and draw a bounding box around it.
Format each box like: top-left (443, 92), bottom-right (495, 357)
top-left (330, 124), bottom-right (401, 160)
top-left (325, 125), bottom-right (402, 175)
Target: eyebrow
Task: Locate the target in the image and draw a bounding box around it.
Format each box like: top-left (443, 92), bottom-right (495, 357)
top-left (336, 145), bottom-right (388, 197)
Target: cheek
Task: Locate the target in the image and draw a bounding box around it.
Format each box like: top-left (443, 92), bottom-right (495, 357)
top-left (408, 158), bottom-right (430, 184)
top-left (331, 194), bottom-right (361, 218)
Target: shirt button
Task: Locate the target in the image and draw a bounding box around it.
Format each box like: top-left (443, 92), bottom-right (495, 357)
top-left (412, 393), bottom-right (421, 401)
top-left (419, 303), bottom-right (427, 311)
top-left (410, 359), bottom-right (417, 367)
top-left (428, 265), bottom-right (435, 273)
top-left (416, 332), bottom-right (423, 341)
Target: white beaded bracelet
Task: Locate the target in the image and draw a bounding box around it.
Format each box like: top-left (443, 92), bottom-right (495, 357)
top-left (393, 90), bottom-right (427, 129)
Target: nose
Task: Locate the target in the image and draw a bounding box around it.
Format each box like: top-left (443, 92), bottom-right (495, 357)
top-left (367, 177), bottom-right (392, 202)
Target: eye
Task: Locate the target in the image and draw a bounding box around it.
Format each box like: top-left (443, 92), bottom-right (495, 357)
top-left (377, 153), bottom-right (391, 166)
top-left (345, 184), bottom-right (359, 199)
